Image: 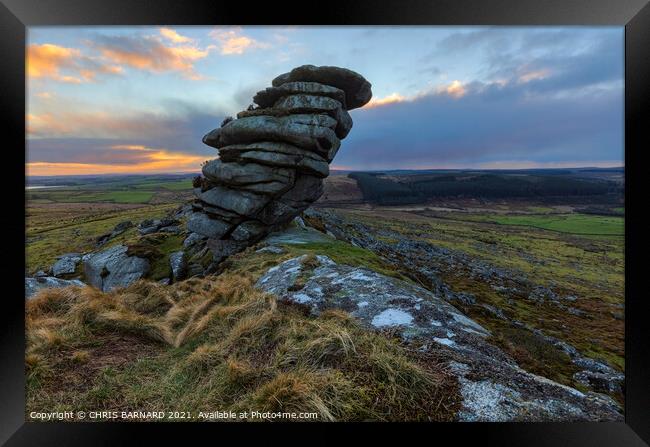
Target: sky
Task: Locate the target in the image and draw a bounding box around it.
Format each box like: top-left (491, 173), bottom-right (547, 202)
top-left (26, 26), bottom-right (624, 176)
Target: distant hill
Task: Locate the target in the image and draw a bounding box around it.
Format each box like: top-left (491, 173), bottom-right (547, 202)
top-left (348, 168), bottom-right (624, 205)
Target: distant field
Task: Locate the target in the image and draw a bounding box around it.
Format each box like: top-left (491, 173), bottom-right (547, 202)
top-left (28, 190), bottom-right (155, 204)
top-left (479, 213), bottom-right (624, 236)
top-left (131, 179), bottom-right (193, 191)
top-left (26, 175), bottom-right (195, 204)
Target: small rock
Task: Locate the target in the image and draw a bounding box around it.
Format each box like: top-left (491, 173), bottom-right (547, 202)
top-left (52, 254), bottom-right (81, 277)
top-left (183, 232), bottom-right (207, 248)
top-left (256, 245), bottom-right (285, 254)
top-left (169, 251), bottom-right (187, 281)
top-left (25, 276), bottom-right (84, 299)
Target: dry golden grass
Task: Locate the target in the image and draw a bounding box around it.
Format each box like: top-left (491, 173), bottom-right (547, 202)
top-left (26, 271), bottom-right (459, 421)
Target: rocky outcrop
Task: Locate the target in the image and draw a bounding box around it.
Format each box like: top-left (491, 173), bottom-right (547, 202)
top-left (302, 208), bottom-right (626, 398)
top-left (194, 65), bottom-right (371, 263)
top-left (256, 255), bottom-right (622, 422)
top-left (138, 218), bottom-right (181, 235)
top-left (96, 220), bottom-right (133, 246)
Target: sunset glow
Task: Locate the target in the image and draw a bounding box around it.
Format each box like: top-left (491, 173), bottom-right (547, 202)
top-left (27, 26), bottom-right (624, 175)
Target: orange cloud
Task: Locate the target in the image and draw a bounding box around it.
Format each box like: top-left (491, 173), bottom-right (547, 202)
top-left (443, 80), bottom-right (466, 98)
top-left (27, 144), bottom-right (205, 176)
top-left (159, 27), bottom-right (193, 43)
top-left (209, 27), bottom-right (269, 55)
top-left (363, 92), bottom-right (407, 109)
top-left (35, 92), bottom-right (54, 99)
top-left (27, 111), bottom-right (181, 139)
top-left (27, 44), bottom-right (80, 81)
top-left (518, 69), bottom-right (551, 83)
top-left (95, 37), bottom-right (210, 80)
top-left (27, 43), bottom-right (122, 83)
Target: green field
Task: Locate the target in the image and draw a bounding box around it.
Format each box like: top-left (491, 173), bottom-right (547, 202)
top-left (132, 179), bottom-right (193, 191)
top-left (27, 175), bottom-right (195, 204)
top-left (31, 190), bottom-right (156, 204)
top-left (482, 213), bottom-right (624, 236)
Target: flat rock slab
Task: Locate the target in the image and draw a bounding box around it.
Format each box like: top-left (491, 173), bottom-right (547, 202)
top-left (262, 225), bottom-right (335, 246)
top-left (203, 114), bottom-right (340, 161)
top-left (254, 81), bottom-right (348, 109)
top-left (202, 159), bottom-right (294, 186)
top-left (218, 142), bottom-right (329, 178)
top-left (272, 94), bottom-right (352, 138)
top-left (257, 254), bottom-right (490, 342)
top-left (255, 255), bottom-right (622, 422)
top-left (198, 185), bottom-right (269, 217)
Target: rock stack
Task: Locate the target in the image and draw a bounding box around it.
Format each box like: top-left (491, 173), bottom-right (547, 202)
top-left (188, 65), bottom-right (372, 262)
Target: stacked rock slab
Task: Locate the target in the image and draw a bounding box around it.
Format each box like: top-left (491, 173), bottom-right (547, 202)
top-left (191, 65), bottom-right (372, 261)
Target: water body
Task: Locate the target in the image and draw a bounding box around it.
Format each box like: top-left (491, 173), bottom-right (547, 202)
top-left (26, 185), bottom-right (68, 190)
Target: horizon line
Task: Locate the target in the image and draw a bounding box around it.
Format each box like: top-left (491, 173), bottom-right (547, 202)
top-left (26, 165), bottom-right (625, 178)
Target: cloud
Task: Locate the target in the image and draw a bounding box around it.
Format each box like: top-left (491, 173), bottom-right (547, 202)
top-left (159, 27), bottom-right (193, 43)
top-left (433, 28), bottom-right (623, 96)
top-left (364, 81), bottom-right (468, 109)
top-left (90, 35), bottom-right (212, 80)
top-left (27, 98), bottom-right (227, 176)
top-left (26, 139), bottom-right (207, 175)
top-left (209, 27), bottom-right (269, 55)
top-left (339, 77), bottom-right (623, 170)
top-left (27, 111), bottom-right (181, 139)
top-left (364, 93), bottom-right (408, 108)
top-left (27, 43), bottom-right (123, 83)
top-left (442, 80), bottom-right (466, 98)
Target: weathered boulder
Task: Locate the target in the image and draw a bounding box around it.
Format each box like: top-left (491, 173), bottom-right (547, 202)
top-left (25, 276), bottom-right (85, 299)
top-left (186, 212), bottom-right (232, 239)
top-left (230, 220), bottom-right (268, 242)
top-left (183, 232), bottom-right (207, 248)
top-left (83, 244), bottom-right (150, 292)
top-left (207, 239), bottom-right (246, 264)
top-left (271, 65), bottom-right (373, 110)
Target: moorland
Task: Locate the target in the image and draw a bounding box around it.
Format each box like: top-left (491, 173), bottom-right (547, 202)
top-left (25, 167), bottom-right (625, 420)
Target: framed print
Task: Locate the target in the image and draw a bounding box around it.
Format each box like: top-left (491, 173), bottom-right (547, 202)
top-left (1, 0), bottom-right (649, 445)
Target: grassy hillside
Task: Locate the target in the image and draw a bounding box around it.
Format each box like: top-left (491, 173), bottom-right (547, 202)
top-left (26, 248), bottom-right (459, 421)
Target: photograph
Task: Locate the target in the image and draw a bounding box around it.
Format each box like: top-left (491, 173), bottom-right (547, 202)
top-left (22, 24), bottom-right (629, 424)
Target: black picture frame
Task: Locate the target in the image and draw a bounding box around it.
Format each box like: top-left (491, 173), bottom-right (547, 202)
top-left (2, 0), bottom-right (649, 444)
